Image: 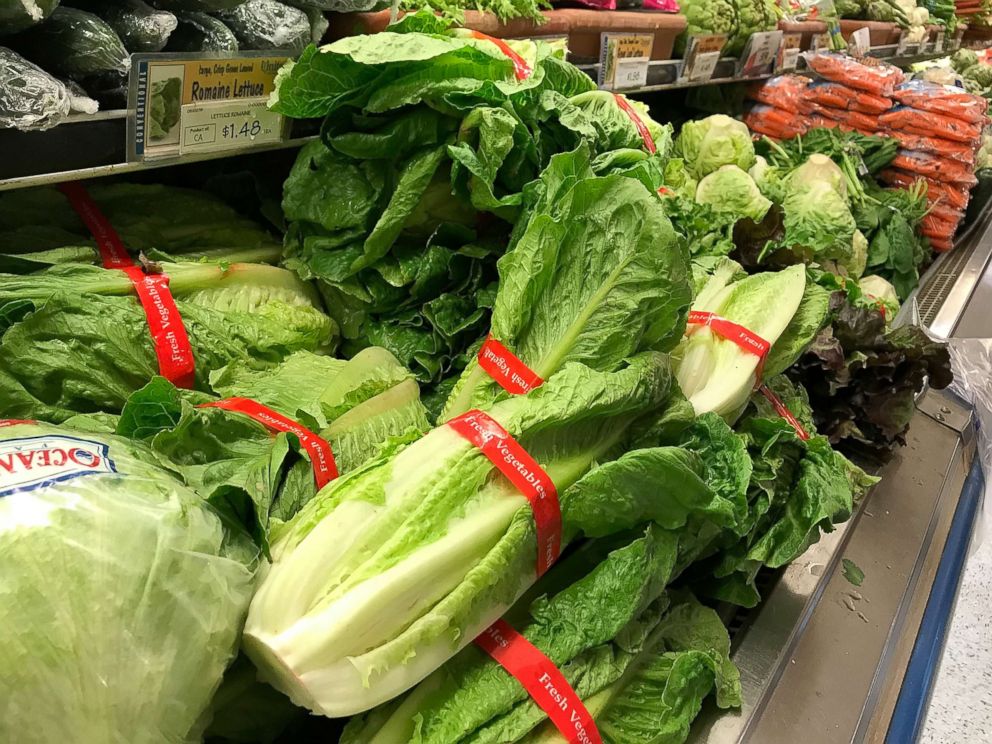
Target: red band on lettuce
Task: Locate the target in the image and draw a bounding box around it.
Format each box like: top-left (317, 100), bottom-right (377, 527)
top-left (57, 181), bottom-right (134, 270)
top-left (613, 94), bottom-right (657, 154)
top-left (59, 181), bottom-right (197, 389)
top-left (448, 409), bottom-right (561, 576)
top-left (474, 619), bottom-right (603, 744)
top-left (758, 384), bottom-right (810, 440)
top-left (123, 266), bottom-right (196, 389)
top-left (0, 420), bottom-right (36, 428)
top-left (469, 30), bottom-right (532, 80)
top-left (477, 335), bottom-right (544, 395)
top-left (198, 397), bottom-right (338, 489)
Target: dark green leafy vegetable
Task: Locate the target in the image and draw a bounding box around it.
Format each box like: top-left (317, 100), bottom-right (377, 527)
top-left (68, 0), bottom-right (178, 52)
top-left (0, 46), bottom-right (70, 131)
top-left (213, 0), bottom-right (310, 53)
top-left (9, 6), bottom-right (130, 80)
top-left (166, 10), bottom-right (237, 51)
top-left (842, 558), bottom-right (865, 586)
top-left (0, 0), bottom-right (60, 35)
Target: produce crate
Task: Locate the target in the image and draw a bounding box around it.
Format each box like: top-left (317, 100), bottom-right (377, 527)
top-left (838, 19), bottom-right (903, 45)
top-left (778, 18), bottom-right (829, 51)
top-left (329, 9), bottom-right (687, 60)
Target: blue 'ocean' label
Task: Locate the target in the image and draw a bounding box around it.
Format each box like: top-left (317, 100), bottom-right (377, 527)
top-left (0, 435), bottom-right (117, 498)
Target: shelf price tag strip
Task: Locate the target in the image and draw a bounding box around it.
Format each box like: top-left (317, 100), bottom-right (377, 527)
top-left (478, 336), bottom-right (545, 395)
top-left (58, 182), bottom-right (195, 389)
top-left (474, 619), bottom-right (603, 744)
top-left (686, 311), bottom-right (809, 440)
top-left (198, 398), bottom-right (338, 488)
top-left (447, 410), bottom-right (561, 576)
top-left (776, 32), bottom-right (802, 72)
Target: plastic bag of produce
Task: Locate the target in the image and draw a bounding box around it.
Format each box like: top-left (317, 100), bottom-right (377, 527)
top-left (70, 0), bottom-right (178, 52)
top-left (804, 51), bottom-right (906, 96)
top-left (743, 102), bottom-right (809, 139)
top-left (7, 6), bottom-right (129, 81)
top-left (805, 81), bottom-right (892, 114)
top-left (891, 79), bottom-right (989, 125)
top-left (747, 74), bottom-right (812, 113)
top-left (807, 103), bottom-right (880, 133)
top-left (0, 419), bottom-right (258, 744)
top-left (166, 11), bottom-right (238, 51)
top-left (0, 47), bottom-right (70, 130)
top-left (0, 0), bottom-right (60, 35)
top-left (214, 0), bottom-right (310, 52)
top-left (887, 129), bottom-right (976, 165)
top-left (879, 105), bottom-right (982, 145)
top-left (890, 149), bottom-right (979, 185)
top-left (62, 77), bottom-right (98, 113)
top-left (148, 0), bottom-right (242, 9)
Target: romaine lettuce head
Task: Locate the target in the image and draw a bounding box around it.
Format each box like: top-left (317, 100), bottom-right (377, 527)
top-left (676, 115), bottom-right (756, 179)
top-left (568, 90), bottom-right (673, 155)
top-left (242, 354), bottom-right (739, 717)
top-left (0, 420), bottom-right (257, 744)
top-left (695, 165), bottom-right (773, 224)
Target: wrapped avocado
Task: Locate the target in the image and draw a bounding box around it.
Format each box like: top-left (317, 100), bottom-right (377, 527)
top-left (0, 0), bottom-right (60, 35)
top-left (0, 47), bottom-right (70, 130)
top-left (213, 0), bottom-right (310, 52)
top-left (68, 0), bottom-right (178, 52)
top-left (8, 7), bottom-right (129, 80)
top-left (165, 10), bottom-right (237, 51)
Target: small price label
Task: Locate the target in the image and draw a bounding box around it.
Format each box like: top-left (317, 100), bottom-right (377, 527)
top-left (896, 35), bottom-right (920, 56)
top-left (739, 30), bottom-right (783, 76)
top-left (849, 27), bottom-right (871, 56)
top-left (681, 34), bottom-right (726, 83)
top-left (598, 33), bottom-right (653, 90)
top-left (179, 97), bottom-right (284, 155)
top-left (776, 32), bottom-right (802, 72)
top-left (811, 32), bottom-right (832, 51)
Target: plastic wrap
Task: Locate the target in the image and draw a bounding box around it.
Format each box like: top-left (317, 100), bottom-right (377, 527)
top-left (805, 81), bottom-right (892, 114)
top-left (0, 420), bottom-right (258, 744)
top-left (214, 0), bottom-right (310, 52)
top-left (148, 0), bottom-right (243, 9)
top-left (165, 11), bottom-right (237, 51)
top-left (70, 0), bottom-right (178, 52)
top-left (888, 130), bottom-right (977, 165)
top-left (948, 338), bottom-right (992, 545)
top-left (891, 150), bottom-right (979, 185)
top-left (879, 105), bottom-right (983, 145)
top-left (743, 102), bottom-right (809, 139)
top-left (283, 0), bottom-right (381, 10)
top-left (892, 80), bottom-right (989, 125)
top-left (804, 51), bottom-right (906, 96)
top-left (302, 4), bottom-right (327, 44)
top-left (8, 6), bottom-right (129, 81)
top-left (62, 77), bottom-right (98, 114)
top-left (746, 74), bottom-right (812, 113)
top-left (808, 103), bottom-right (881, 132)
top-left (0, 47), bottom-right (70, 131)
top-left (0, 0), bottom-right (60, 35)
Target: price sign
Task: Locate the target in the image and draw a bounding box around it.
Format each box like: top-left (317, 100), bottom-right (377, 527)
top-left (849, 27), bottom-right (871, 56)
top-left (598, 33), bottom-right (653, 90)
top-left (811, 32), bottom-right (832, 51)
top-left (775, 32), bottom-right (802, 72)
top-left (896, 34), bottom-right (920, 56)
top-left (680, 34), bottom-right (727, 83)
top-left (739, 30), bottom-right (783, 76)
top-left (128, 52), bottom-right (288, 162)
top-left (179, 98), bottom-right (284, 155)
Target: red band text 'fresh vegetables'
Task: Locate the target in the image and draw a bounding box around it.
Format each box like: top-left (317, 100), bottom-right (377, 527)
top-left (477, 335), bottom-right (544, 395)
top-left (613, 94), bottom-right (657, 153)
top-left (469, 30), bottom-right (532, 80)
top-left (474, 619), bottom-right (603, 744)
top-left (198, 397), bottom-right (338, 489)
top-left (447, 409), bottom-right (561, 576)
top-left (58, 180), bottom-right (196, 389)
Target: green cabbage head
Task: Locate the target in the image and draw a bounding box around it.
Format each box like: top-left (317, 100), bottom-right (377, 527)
top-left (696, 164), bottom-right (773, 223)
top-left (677, 114), bottom-right (756, 178)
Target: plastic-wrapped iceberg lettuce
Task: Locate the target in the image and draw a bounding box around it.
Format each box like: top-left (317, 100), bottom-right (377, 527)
top-left (0, 420), bottom-right (258, 744)
top-left (0, 47), bottom-right (70, 131)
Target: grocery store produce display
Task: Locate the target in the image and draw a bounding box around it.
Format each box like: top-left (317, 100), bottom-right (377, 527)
top-left (0, 12), bottom-right (979, 744)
